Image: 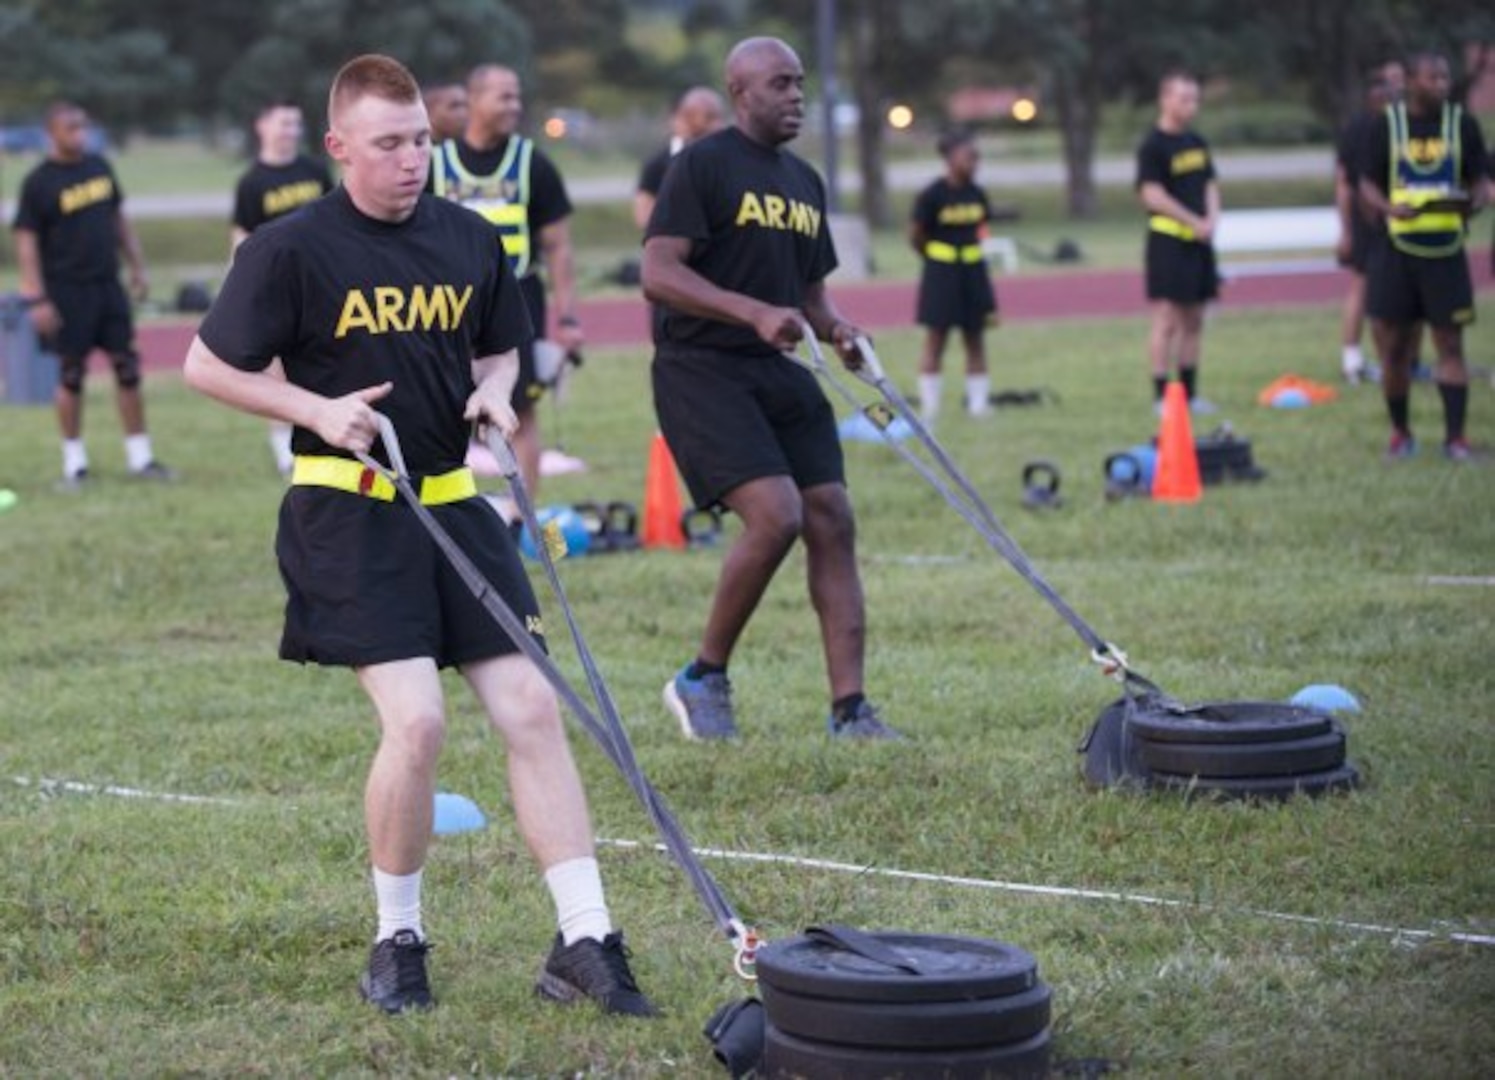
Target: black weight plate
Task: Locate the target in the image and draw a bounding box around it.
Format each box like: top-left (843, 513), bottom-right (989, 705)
top-left (762, 982), bottom-right (1051, 1050)
top-left (756, 933), bottom-right (1038, 1004)
top-left (1124, 698), bottom-right (1334, 745)
top-left (1148, 762), bottom-right (1362, 801)
top-left (764, 1021), bottom-right (1051, 1080)
top-left (1135, 725), bottom-right (1346, 779)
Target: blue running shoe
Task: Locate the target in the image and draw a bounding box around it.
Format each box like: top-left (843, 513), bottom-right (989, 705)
top-left (827, 699), bottom-right (904, 740)
top-left (664, 664), bottom-right (738, 740)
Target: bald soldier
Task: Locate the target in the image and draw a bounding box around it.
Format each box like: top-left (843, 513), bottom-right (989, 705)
top-left (642, 37), bottom-right (901, 742)
top-left (429, 63), bottom-right (581, 502)
top-left (633, 86), bottom-right (727, 230)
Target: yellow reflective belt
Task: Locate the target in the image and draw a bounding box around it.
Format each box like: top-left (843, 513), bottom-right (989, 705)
top-left (924, 241), bottom-right (984, 264)
top-left (290, 457), bottom-right (477, 506)
top-left (1388, 191), bottom-right (1463, 236)
top-left (1149, 215), bottom-right (1197, 242)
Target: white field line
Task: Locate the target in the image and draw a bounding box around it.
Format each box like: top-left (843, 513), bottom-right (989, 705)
top-left (595, 838), bottom-right (1495, 949)
top-left (11, 775), bottom-right (1491, 949)
top-left (1424, 575), bottom-right (1495, 586)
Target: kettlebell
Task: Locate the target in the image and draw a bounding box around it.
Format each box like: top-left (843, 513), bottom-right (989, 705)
top-left (604, 501), bottom-right (640, 552)
top-left (1021, 460), bottom-right (1063, 510)
top-left (1104, 452), bottom-right (1147, 501)
top-left (682, 507), bottom-right (724, 547)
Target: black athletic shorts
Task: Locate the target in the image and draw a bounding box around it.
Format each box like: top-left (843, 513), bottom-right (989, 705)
top-left (514, 274), bottom-right (546, 413)
top-left (275, 488), bottom-right (546, 668)
top-left (651, 345), bottom-right (845, 509)
top-left (1145, 233), bottom-right (1219, 304)
top-left (1365, 245), bottom-right (1476, 329)
top-left (1342, 216), bottom-right (1383, 274)
top-left (42, 278), bottom-right (135, 360)
top-left (917, 260), bottom-right (997, 332)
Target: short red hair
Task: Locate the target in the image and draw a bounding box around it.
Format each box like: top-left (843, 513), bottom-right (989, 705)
top-left (328, 54), bottom-right (420, 127)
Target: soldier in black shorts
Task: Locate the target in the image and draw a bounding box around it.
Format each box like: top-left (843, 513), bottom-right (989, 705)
top-left (1358, 51), bottom-right (1490, 461)
top-left (429, 63), bottom-right (582, 506)
top-left (184, 55), bottom-right (655, 1018)
top-left (11, 101), bottom-right (173, 489)
top-left (909, 127), bottom-right (998, 424)
top-left (231, 99), bottom-right (334, 475)
top-left (1136, 70), bottom-right (1221, 414)
top-left (1335, 61), bottom-right (1404, 384)
top-left (643, 36), bottom-right (901, 742)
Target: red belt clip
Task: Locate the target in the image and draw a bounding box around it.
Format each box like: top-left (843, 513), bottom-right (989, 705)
top-left (357, 466), bottom-right (377, 496)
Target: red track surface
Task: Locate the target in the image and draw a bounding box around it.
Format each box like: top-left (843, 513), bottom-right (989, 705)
top-left (136, 255), bottom-right (1493, 371)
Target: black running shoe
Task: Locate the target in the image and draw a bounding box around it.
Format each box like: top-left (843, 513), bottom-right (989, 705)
top-left (535, 931), bottom-right (659, 1017)
top-left (359, 929), bottom-right (434, 1014)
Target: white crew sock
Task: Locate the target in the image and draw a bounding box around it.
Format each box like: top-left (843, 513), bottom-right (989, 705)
top-left (62, 439), bottom-right (89, 478)
top-left (268, 423), bottom-right (295, 475)
top-left (123, 433), bottom-right (154, 472)
top-left (917, 374), bottom-right (943, 423)
top-left (372, 866), bottom-right (425, 943)
top-left (966, 373), bottom-right (991, 415)
top-left (1341, 344), bottom-right (1364, 374)
top-left (544, 856), bottom-right (612, 945)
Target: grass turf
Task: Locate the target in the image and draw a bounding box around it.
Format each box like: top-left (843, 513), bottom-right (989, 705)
top-left (0, 305), bottom-right (1492, 1076)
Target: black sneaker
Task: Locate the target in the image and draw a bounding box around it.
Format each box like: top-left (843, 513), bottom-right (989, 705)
top-left (359, 929), bottom-right (434, 1014)
top-left (535, 931), bottom-right (659, 1017)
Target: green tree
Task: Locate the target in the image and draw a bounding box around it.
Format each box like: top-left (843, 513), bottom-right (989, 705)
top-left (217, 0), bottom-right (530, 134)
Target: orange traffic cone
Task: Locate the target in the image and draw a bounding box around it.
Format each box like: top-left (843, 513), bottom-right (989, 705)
top-left (1152, 381), bottom-right (1202, 503)
top-left (641, 432), bottom-right (687, 549)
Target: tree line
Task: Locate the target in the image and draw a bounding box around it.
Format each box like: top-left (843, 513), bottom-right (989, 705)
top-left (2, 0), bottom-right (1490, 222)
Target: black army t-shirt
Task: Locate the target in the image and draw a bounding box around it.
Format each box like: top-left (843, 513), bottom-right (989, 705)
top-left (198, 187), bottom-right (532, 474)
top-left (912, 178), bottom-right (991, 248)
top-left (636, 143), bottom-right (672, 199)
top-left (1360, 106), bottom-right (1489, 201)
top-left (1135, 128), bottom-right (1215, 217)
top-left (233, 155), bottom-right (334, 234)
top-left (11, 154), bottom-right (123, 283)
top-left (646, 125), bottom-right (838, 357)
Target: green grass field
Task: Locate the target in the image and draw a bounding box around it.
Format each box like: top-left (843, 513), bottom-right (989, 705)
top-left (1, 306), bottom-right (1493, 1077)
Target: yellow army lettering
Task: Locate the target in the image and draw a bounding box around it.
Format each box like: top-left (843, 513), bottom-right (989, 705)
top-left (1171, 148), bottom-right (1209, 174)
top-left (334, 284), bottom-right (474, 339)
top-left (263, 181), bottom-right (325, 217)
top-left (938, 203), bottom-right (986, 226)
top-left (59, 176), bottom-right (115, 214)
top-left (734, 191), bottom-right (822, 237)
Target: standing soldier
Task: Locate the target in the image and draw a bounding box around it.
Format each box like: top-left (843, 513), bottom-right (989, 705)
top-left (1334, 60), bottom-right (1405, 384)
top-left (231, 100), bottom-right (334, 475)
top-left (12, 101), bottom-right (173, 488)
top-left (1359, 51), bottom-right (1490, 461)
top-left (1136, 70), bottom-right (1220, 414)
top-left (422, 80), bottom-right (469, 145)
top-left (429, 64), bottom-right (582, 503)
top-left (908, 127), bottom-right (998, 425)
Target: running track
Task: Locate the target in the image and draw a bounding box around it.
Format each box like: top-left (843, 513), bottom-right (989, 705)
top-left (135, 256), bottom-right (1493, 371)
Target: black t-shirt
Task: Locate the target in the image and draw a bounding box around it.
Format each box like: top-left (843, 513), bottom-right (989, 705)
top-left (1336, 111), bottom-right (1381, 189)
top-left (11, 154), bottom-right (124, 284)
top-left (646, 126), bottom-right (837, 356)
top-left (232, 155), bottom-right (334, 233)
top-left (1135, 127), bottom-right (1215, 217)
top-left (911, 177), bottom-right (991, 247)
top-left (1360, 104), bottom-right (1489, 198)
top-left (426, 137), bottom-right (573, 231)
top-left (637, 144), bottom-right (672, 197)
top-left (199, 187), bottom-right (532, 474)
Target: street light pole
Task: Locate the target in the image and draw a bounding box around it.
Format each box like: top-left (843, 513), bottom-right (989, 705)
top-left (816, 0), bottom-right (839, 213)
